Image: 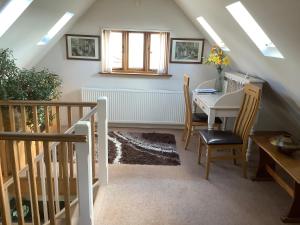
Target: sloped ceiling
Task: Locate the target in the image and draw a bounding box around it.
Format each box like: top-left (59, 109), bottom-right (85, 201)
top-left (0, 0), bottom-right (96, 68)
top-left (174, 0), bottom-right (300, 135)
top-left (1, 0), bottom-right (300, 135)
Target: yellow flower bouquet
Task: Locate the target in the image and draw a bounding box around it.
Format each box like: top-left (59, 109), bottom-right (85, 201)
top-left (205, 46), bottom-right (230, 73)
top-left (205, 46), bottom-right (230, 91)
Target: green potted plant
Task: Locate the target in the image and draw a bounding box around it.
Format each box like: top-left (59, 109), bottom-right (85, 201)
top-left (0, 48), bottom-right (62, 131)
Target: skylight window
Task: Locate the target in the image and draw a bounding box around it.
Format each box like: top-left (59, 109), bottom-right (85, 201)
top-left (196, 16), bottom-right (230, 51)
top-left (0, 0), bottom-right (33, 38)
top-left (226, 1), bottom-right (284, 58)
top-left (37, 12), bottom-right (74, 45)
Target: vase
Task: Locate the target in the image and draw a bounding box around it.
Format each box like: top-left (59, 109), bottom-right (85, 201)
top-left (215, 66), bottom-right (224, 92)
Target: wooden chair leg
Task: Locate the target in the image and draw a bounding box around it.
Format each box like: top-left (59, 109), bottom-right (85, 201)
top-left (241, 147), bottom-right (247, 178)
top-left (182, 124), bottom-right (188, 141)
top-left (205, 147), bottom-right (211, 179)
top-left (197, 136), bottom-right (202, 164)
top-left (184, 126), bottom-right (192, 150)
top-left (232, 149), bottom-right (237, 165)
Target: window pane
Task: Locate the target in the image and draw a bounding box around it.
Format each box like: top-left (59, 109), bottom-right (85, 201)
top-left (150, 34), bottom-right (160, 70)
top-left (226, 1), bottom-right (283, 58)
top-left (128, 33), bottom-right (144, 69)
top-left (196, 17), bottom-right (230, 51)
top-left (110, 32), bottom-right (123, 69)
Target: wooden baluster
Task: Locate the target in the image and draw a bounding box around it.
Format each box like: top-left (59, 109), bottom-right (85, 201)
top-left (32, 106), bottom-right (40, 156)
top-left (20, 106), bottom-right (27, 170)
top-left (25, 141), bottom-right (41, 225)
top-left (56, 106), bottom-right (61, 133)
top-left (67, 107), bottom-right (73, 178)
top-left (0, 155), bottom-right (10, 225)
top-left (43, 141), bottom-right (56, 225)
top-left (39, 160), bottom-right (49, 222)
top-left (9, 140), bottom-right (25, 225)
top-left (62, 142), bottom-right (71, 225)
top-left (91, 113), bottom-right (96, 177)
top-left (20, 106), bottom-right (27, 132)
top-left (44, 106), bottom-right (50, 133)
top-left (67, 106), bottom-right (72, 128)
top-left (52, 146), bottom-right (60, 213)
top-left (8, 106), bottom-right (16, 174)
top-left (0, 106), bottom-right (8, 178)
top-left (69, 142), bottom-right (74, 178)
top-left (79, 106), bottom-right (83, 119)
top-left (55, 106), bottom-right (63, 178)
top-left (8, 105), bottom-right (16, 132)
top-left (0, 106), bottom-right (3, 132)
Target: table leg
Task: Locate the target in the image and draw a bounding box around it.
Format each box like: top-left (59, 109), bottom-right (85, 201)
top-left (193, 102), bottom-right (197, 113)
top-left (222, 117), bottom-right (228, 131)
top-left (253, 148), bottom-right (275, 181)
top-left (208, 110), bottom-right (215, 130)
top-left (281, 182), bottom-right (300, 223)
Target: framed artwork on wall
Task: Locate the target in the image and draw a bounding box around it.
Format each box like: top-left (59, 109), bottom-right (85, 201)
top-left (66, 34), bottom-right (100, 61)
top-left (170, 38), bottom-right (204, 64)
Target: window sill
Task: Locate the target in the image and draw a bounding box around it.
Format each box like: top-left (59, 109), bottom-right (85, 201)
top-left (99, 72), bottom-right (173, 77)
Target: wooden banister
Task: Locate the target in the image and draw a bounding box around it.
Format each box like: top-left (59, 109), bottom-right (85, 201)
top-left (0, 132), bottom-right (87, 142)
top-left (0, 100), bottom-right (96, 107)
top-left (0, 100), bottom-right (103, 225)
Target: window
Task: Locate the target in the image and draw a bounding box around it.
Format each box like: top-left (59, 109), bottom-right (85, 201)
top-left (37, 12), bottom-right (74, 45)
top-left (102, 30), bottom-right (170, 75)
top-left (0, 0), bottom-right (33, 38)
top-left (196, 17), bottom-right (230, 51)
top-left (226, 1), bottom-right (284, 58)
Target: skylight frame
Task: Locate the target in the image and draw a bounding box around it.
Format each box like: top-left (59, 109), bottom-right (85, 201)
top-left (226, 1), bottom-right (284, 59)
top-left (0, 0), bottom-right (33, 38)
top-left (37, 12), bottom-right (74, 45)
top-left (196, 16), bottom-right (230, 51)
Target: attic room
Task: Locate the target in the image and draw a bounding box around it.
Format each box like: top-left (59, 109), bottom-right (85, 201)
top-left (0, 0), bottom-right (300, 224)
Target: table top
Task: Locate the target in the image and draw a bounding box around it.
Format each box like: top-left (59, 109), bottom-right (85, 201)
top-left (193, 92), bottom-right (243, 109)
top-left (251, 131), bottom-right (300, 183)
top-left (193, 92), bottom-right (223, 108)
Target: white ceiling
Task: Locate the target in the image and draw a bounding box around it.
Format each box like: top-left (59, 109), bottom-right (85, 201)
top-left (174, 0), bottom-right (300, 134)
top-left (1, 0), bottom-right (300, 133)
top-left (174, 0), bottom-right (300, 102)
top-left (0, 0), bottom-right (96, 68)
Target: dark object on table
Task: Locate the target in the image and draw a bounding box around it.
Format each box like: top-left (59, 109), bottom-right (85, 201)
top-left (270, 134), bottom-right (300, 155)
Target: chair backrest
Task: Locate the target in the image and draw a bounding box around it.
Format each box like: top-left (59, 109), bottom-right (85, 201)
top-left (233, 84), bottom-right (261, 144)
top-left (183, 74), bottom-right (192, 124)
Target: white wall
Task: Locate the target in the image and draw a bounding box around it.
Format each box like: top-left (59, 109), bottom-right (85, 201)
top-left (175, 0), bottom-right (300, 137)
top-left (37, 0), bottom-right (223, 102)
top-left (0, 0), bottom-right (96, 68)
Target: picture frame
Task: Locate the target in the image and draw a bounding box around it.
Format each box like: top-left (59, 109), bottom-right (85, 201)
top-left (66, 34), bottom-right (100, 61)
top-left (170, 38), bottom-right (204, 64)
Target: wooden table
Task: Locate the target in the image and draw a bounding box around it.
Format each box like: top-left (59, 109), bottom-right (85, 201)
top-left (251, 131), bottom-right (300, 223)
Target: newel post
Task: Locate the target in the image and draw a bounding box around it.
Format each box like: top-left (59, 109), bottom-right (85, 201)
top-left (97, 97), bottom-right (108, 185)
top-left (75, 121), bottom-right (94, 225)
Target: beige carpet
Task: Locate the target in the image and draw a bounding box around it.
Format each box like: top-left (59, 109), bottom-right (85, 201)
top-left (93, 128), bottom-right (298, 225)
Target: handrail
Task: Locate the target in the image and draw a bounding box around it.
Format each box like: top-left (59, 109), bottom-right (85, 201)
top-left (0, 132), bottom-right (87, 142)
top-left (0, 99), bottom-right (106, 225)
top-left (80, 106), bottom-right (97, 122)
top-left (0, 100), bottom-right (97, 107)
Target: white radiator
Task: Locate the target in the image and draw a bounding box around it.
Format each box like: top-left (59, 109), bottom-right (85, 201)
top-left (81, 88), bottom-right (184, 124)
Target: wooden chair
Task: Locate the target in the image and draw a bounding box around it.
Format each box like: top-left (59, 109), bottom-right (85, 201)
top-left (198, 84), bottom-right (261, 179)
top-left (182, 74), bottom-right (222, 150)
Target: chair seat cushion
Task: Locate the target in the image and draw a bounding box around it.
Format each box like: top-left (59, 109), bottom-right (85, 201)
top-left (192, 113), bottom-right (222, 124)
top-left (199, 130), bottom-right (243, 145)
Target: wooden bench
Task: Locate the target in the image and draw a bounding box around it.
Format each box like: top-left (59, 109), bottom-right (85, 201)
top-left (251, 131), bottom-right (300, 223)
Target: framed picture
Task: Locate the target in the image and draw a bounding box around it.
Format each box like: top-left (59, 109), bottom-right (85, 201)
top-left (66, 34), bottom-right (100, 61)
top-left (170, 38), bottom-right (204, 64)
